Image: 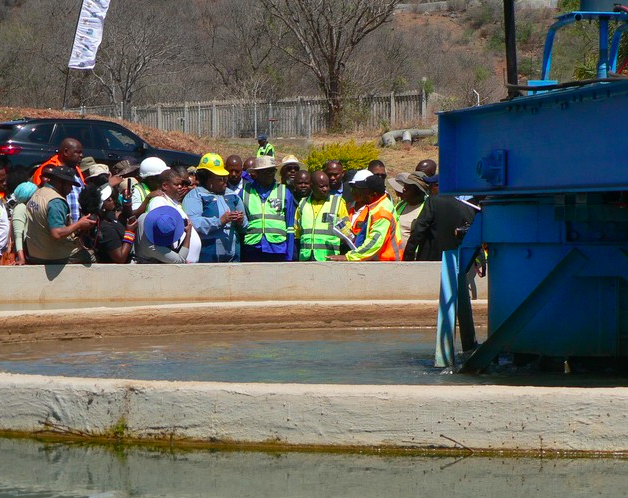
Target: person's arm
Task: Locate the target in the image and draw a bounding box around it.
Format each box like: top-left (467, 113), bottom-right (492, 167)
top-left (47, 199), bottom-right (96, 240)
top-left (132, 188), bottom-right (164, 217)
top-left (344, 216), bottom-right (391, 261)
top-left (182, 191), bottom-right (223, 236)
top-left (403, 199), bottom-right (433, 261)
top-left (104, 218), bottom-right (138, 264)
top-left (12, 204), bottom-right (27, 265)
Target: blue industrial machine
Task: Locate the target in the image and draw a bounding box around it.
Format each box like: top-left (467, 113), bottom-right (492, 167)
top-left (437, 0), bottom-right (628, 372)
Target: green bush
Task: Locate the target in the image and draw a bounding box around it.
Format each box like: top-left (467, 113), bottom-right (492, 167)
top-left (305, 140), bottom-right (379, 172)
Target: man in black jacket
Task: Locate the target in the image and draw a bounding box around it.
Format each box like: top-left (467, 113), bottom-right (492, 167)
top-left (403, 175), bottom-right (476, 261)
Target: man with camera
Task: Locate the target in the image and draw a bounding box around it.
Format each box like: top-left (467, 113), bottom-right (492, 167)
top-left (25, 165), bottom-right (96, 265)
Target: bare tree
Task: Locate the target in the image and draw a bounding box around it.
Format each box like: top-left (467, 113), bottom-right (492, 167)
top-left (90, 0), bottom-right (183, 116)
top-left (260, 0), bottom-right (400, 130)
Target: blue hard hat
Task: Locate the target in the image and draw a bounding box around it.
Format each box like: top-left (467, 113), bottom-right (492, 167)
top-left (257, 133), bottom-right (268, 141)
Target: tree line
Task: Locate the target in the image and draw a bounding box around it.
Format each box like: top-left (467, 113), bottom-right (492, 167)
top-left (0, 0), bottom-right (507, 129)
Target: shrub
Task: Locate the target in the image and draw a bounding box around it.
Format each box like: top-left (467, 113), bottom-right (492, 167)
top-left (305, 140), bottom-right (379, 172)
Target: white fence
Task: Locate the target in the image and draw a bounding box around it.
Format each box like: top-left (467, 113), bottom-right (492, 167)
top-left (68, 90), bottom-right (429, 138)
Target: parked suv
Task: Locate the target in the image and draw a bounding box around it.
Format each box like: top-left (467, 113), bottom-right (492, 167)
top-left (0, 118), bottom-right (201, 172)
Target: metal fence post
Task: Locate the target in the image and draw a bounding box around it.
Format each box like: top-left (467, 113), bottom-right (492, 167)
top-left (390, 91), bottom-right (395, 128)
top-left (183, 102), bottom-right (189, 133)
top-left (268, 102), bottom-right (272, 137)
top-left (254, 102), bottom-right (258, 138)
top-left (231, 104), bottom-right (235, 138)
top-left (211, 102), bottom-right (217, 138)
top-left (307, 102), bottom-right (312, 140)
top-left (157, 104), bottom-right (163, 130)
top-left (197, 103), bottom-right (202, 137)
top-left (296, 97), bottom-right (302, 137)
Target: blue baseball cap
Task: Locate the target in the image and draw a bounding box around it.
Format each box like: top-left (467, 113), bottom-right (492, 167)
top-left (144, 206), bottom-right (185, 246)
top-left (257, 133), bottom-right (268, 141)
top-left (424, 174), bottom-right (439, 184)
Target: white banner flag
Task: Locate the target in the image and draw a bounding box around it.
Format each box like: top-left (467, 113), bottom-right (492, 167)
top-left (68, 0), bottom-right (111, 70)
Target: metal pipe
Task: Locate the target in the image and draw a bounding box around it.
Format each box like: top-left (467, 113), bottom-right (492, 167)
top-left (503, 0), bottom-right (519, 99)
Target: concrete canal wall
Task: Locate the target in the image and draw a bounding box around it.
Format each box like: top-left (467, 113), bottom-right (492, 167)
top-left (1, 373), bottom-right (627, 453)
top-left (0, 261), bottom-right (486, 305)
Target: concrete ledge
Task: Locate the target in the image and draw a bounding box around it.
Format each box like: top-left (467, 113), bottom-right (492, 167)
top-left (0, 300), bottom-right (487, 344)
top-left (1, 373), bottom-right (627, 452)
top-left (0, 262), bottom-right (487, 305)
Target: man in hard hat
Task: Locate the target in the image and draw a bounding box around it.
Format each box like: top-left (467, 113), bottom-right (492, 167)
top-left (131, 157), bottom-right (169, 217)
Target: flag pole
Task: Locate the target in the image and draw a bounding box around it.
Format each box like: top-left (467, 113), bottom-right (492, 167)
top-left (62, 0), bottom-right (85, 111)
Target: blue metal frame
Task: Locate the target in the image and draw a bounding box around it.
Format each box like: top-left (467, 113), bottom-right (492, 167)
top-left (541, 11), bottom-right (628, 81)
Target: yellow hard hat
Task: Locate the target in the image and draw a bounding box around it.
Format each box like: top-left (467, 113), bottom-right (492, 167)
top-left (198, 153), bottom-right (228, 176)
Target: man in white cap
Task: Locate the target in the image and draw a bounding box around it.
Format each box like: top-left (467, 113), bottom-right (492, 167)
top-left (240, 155), bottom-right (296, 261)
top-left (131, 157), bottom-right (169, 217)
top-left (347, 169), bottom-right (373, 237)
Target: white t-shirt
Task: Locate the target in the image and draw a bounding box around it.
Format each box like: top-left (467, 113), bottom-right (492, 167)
top-left (147, 195), bottom-right (201, 263)
top-left (0, 202), bottom-right (8, 254)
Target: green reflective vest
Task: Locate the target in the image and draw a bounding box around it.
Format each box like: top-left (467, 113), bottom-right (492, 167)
top-left (298, 194), bottom-right (342, 261)
top-left (256, 143), bottom-right (275, 157)
top-left (242, 183), bottom-right (289, 245)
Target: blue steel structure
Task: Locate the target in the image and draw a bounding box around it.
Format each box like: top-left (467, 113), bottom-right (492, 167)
top-left (438, 0), bottom-right (628, 372)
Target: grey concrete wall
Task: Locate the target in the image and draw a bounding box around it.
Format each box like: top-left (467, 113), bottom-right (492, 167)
top-left (1, 373), bottom-right (626, 452)
top-left (0, 262), bottom-right (487, 305)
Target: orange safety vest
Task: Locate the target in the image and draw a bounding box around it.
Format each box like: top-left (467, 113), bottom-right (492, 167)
top-left (365, 194), bottom-right (403, 261)
top-left (32, 154), bottom-right (85, 186)
top-left (349, 205), bottom-right (369, 236)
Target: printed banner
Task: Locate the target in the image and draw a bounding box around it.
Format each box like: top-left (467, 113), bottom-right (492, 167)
top-left (68, 0), bottom-right (111, 70)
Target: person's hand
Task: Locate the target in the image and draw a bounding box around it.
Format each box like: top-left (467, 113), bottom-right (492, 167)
top-left (327, 254), bottom-right (347, 261)
top-left (220, 211), bottom-right (241, 225)
top-left (184, 219), bottom-right (193, 235)
top-left (147, 189), bottom-right (165, 200)
top-left (109, 175), bottom-right (124, 188)
top-left (13, 251), bottom-right (26, 266)
top-left (126, 217), bottom-right (138, 232)
top-left (76, 215), bottom-right (98, 231)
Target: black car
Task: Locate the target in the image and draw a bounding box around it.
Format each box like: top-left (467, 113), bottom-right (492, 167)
top-left (0, 118), bottom-right (201, 172)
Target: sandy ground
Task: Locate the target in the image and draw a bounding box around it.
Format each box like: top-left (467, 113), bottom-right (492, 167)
top-left (0, 300), bottom-right (487, 344)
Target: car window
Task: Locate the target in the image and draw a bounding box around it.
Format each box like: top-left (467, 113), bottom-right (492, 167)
top-left (99, 125), bottom-right (141, 152)
top-left (0, 125), bottom-right (16, 142)
top-left (52, 124), bottom-right (96, 149)
top-left (13, 123), bottom-right (54, 144)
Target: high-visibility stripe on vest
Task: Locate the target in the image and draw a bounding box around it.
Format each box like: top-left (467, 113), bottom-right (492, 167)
top-left (364, 195), bottom-right (403, 261)
top-left (242, 183), bottom-right (289, 245)
top-left (298, 194), bottom-right (342, 261)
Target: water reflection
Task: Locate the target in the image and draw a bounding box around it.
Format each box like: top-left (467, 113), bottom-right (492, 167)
top-left (0, 438), bottom-right (626, 498)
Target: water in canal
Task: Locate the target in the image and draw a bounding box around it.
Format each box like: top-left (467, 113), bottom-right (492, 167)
top-left (0, 437), bottom-right (626, 498)
top-left (1, 327), bottom-right (627, 386)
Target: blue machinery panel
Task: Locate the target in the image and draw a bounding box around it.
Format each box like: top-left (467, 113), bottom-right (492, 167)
top-left (436, 5), bottom-right (628, 372)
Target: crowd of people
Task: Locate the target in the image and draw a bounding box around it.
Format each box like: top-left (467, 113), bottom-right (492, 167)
top-left (0, 132), bottom-right (479, 266)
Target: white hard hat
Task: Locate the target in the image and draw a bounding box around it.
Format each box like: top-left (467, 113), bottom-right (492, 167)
top-left (348, 169), bottom-right (373, 185)
top-left (139, 157), bottom-right (169, 179)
